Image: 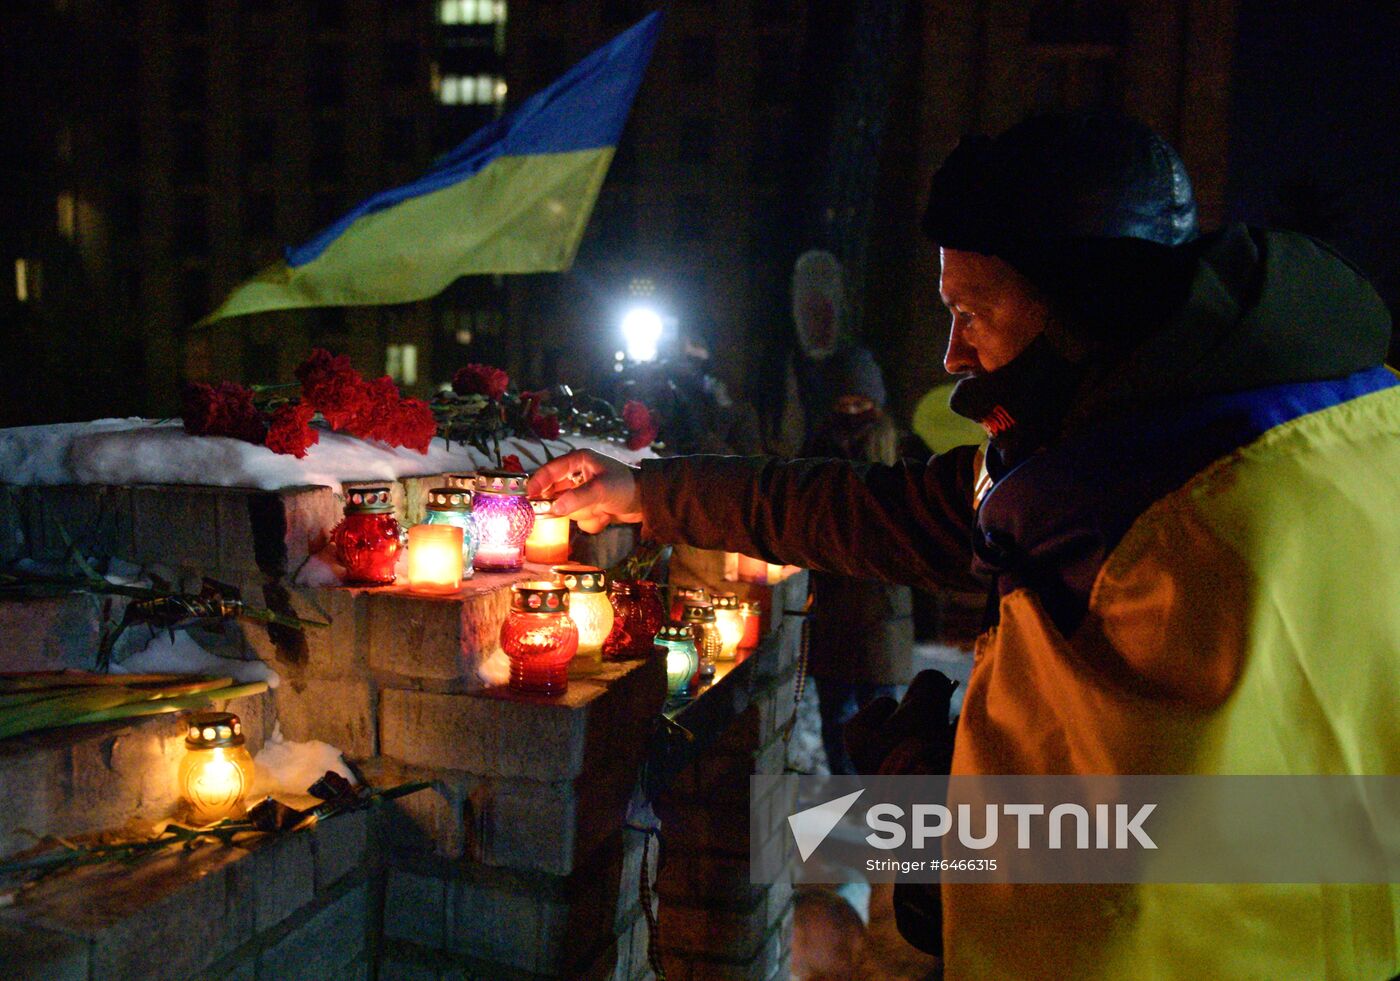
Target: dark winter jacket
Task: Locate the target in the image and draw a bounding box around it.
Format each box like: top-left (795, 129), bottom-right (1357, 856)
top-left (638, 226), bottom-right (1400, 979)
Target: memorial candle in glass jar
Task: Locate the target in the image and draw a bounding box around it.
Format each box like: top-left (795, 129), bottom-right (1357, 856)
top-left (500, 581), bottom-right (579, 696)
top-left (332, 486), bottom-right (401, 585)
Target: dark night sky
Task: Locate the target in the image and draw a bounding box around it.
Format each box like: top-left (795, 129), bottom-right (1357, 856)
top-left (1227, 1), bottom-right (1400, 309)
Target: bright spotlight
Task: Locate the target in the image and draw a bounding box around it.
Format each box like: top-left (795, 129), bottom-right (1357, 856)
top-left (621, 306), bottom-right (664, 363)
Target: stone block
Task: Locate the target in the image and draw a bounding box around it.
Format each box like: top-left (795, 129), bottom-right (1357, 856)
top-left (23, 485), bottom-right (134, 563)
top-left (273, 677), bottom-right (377, 760)
top-left (478, 778), bottom-right (577, 875)
top-left (0, 735), bottom-right (66, 860)
top-left (15, 839), bottom-right (253, 981)
top-left (0, 485), bottom-right (28, 563)
top-left (0, 920), bottom-right (90, 981)
top-left (217, 485), bottom-right (339, 578)
top-left (257, 883), bottom-right (370, 981)
top-left (0, 714), bottom-right (185, 858)
top-left (476, 753), bottom-right (641, 876)
top-left (446, 879), bottom-right (547, 971)
top-left (384, 869), bottom-right (447, 949)
top-left (359, 758), bottom-right (480, 860)
top-left (239, 582), bottom-right (362, 680)
top-left (0, 593), bottom-right (104, 672)
top-left (366, 585), bottom-right (510, 685)
top-left (129, 485), bottom-right (223, 571)
top-left (379, 687), bottom-right (573, 781)
top-left (313, 807), bottom-right (370, 891)
top-left (252, 832), bottom-right (315, 932)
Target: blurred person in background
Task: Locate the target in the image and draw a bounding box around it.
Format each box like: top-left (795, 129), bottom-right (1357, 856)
top-left (805, 396), bottom-right (914, 775)
top-left (764, 250), bottom-right (887, 456)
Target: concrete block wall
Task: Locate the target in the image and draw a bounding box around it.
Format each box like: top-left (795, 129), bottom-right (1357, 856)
top-left (653, 667), bottom-right (801, 981)
top-left (0, 482), bottom-right (796, 981)
top-left (0, 807), bottom-right (374, 981)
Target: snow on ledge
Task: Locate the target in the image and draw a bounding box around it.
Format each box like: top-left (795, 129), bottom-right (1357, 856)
top-left (0, 418), bottom-right (653, 492)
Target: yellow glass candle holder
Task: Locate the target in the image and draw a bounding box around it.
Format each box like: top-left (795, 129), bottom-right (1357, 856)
top-left (712, 592), bottom-right (744, 661)
top-left (407, 523), bottom-right (464, 593)
top-left (179, 711), bottom-right (255, 825)
top-left (551, 563), bottom-right (614, 657)
top-left (526, 500), bottom-right (572, 564)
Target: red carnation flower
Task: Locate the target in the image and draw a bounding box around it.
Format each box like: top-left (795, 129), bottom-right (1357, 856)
top-left (452, 363), bottom-right (509, 400)
top-left (501, 454), bottom-right (525, 473)
top-left (520, 389), bottom-right (560, 440)
top-left (528, 411), bottom-right (561, 441)
top-left (622, 399), bottom-right (658, 451)
top-left (382, 398), bottom-right (438, 454)
top-left (353, 376), bottom-right (402, 442)
top-left (295, 348), bottom-right (372, 431)
top-left (182, 381), bottom-right (267, 444)
top-left (264, 402), bottom-right (320, 458)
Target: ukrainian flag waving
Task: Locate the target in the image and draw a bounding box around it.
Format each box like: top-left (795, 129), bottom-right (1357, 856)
top-left (200, 12), bottom-right (661, 326)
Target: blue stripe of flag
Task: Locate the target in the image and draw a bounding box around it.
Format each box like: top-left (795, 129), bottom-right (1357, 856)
top-left (285, 11), bottom-right (662, 269)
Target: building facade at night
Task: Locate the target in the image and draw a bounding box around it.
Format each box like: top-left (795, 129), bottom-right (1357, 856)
top-left (0, 0), bottom-right (1234, 427)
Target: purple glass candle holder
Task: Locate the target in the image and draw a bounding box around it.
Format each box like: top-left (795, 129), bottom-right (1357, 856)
top-left (472, 470), bottom-right (535, 571)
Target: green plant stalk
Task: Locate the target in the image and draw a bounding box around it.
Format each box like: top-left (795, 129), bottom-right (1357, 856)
top-left (0, 681), bottom-right (267, 741)
top-left (65, 682), bottom-right (269, 727)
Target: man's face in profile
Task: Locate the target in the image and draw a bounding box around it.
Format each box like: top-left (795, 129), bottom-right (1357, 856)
top-left (939, 248), bottom-right (1051, 375)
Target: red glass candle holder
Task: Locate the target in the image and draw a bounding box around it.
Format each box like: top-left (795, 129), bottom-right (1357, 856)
top-left (738, 600), bottom-right (763, 650)
top-left (333, 486), bottom-right (401, 585)
top-left (669, 585), bottom-right (708, 623)
top-left (500, 581), bottom-right (579, 696)
top-left (603, 579), bottom-right (664, 661)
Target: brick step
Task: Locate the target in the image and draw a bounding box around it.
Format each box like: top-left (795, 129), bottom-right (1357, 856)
top-left (0, 807), bottom-right (372, 981)
top-left (0, 691), bottom-right (273, 862)
top-left (0, 594), bottom-right (105, 673)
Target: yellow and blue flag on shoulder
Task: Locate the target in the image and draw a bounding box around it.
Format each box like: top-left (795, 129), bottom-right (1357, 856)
top-left (199, 12), bottom-right (661, 326)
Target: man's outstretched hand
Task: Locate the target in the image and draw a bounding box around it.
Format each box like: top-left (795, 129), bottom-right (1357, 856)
top-left (526, 450), bottom-right (644, 534)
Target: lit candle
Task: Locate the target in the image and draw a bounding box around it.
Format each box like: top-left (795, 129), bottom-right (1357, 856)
top-left (738, 600), bottom-right (762, 650)
top-left (178, 711), bottom-right (255, 825)
top-left (712, 592), bottom-right (744, 661)
top-left (473, 470), bottom-right (535, 571)
top-left (407, 524), bottom-right (464, 593)
top-left (526, 500), bottom-right (571, 564)
top-left (551, 563), bottom-right (614, 657)
top-left (656, 623), bottom-right (700, 697)
top-left (500, 581), bottom-right (579, 695)
top-left (681, 601), bottom-right (722, 679)
top-left (422, 486), bottom-right (478, 575)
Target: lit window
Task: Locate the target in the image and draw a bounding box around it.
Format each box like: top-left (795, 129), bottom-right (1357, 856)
top-left (386, 343), bottom-right (419, 386)
top-left (436, 73), bottom-right (505, 105)
top-left (57, 192), bottom-right (76, 239)
top-left (438, 0), bottom-right (506, 24)
top-left (15, 258), bottom-right (42, 303)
